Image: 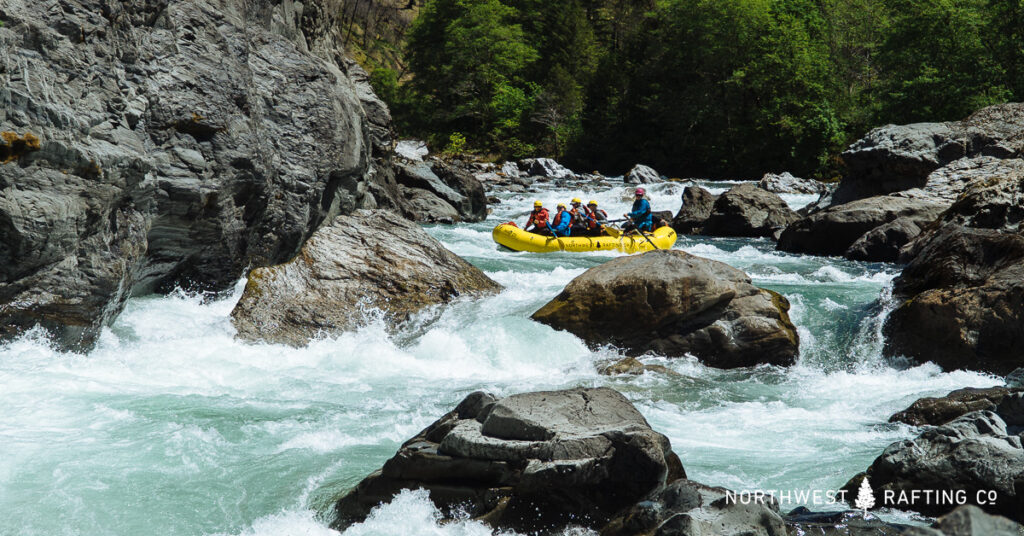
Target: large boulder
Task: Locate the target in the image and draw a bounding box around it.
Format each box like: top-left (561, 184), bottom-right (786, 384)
top-left (331, 387), bottom-right (787, 536)
top-left (889, 387), bottom-right (1023, 427)
top-left (844, 217), bottom-right (922, 263)
top-left (230, 210), bottom-right (501, 346)
top-left (883, 225), bottom-right (1024, 374)
top-left (672, 185), bottom-right (717, 234)
top-left (393, 159), bottom-right (487, 223)
top-left (777, 195), bottom-right (945, 258)
top-left (625, 164), bottom-right (661, 184)
top-left (0, 0), bottom-right (433, 351)
top-left (700, 183), bottom-right (800, 238)
top-left (531, 250), bottom-right (799, 368)
top-left (842, 408), bottom-right (1024, 521)
top-left (523, 157), bottom-right (574, 179)
top-left (758, 171), bottom-right (830, 194)
top-left (836, 103), bottom-right (1024, 204)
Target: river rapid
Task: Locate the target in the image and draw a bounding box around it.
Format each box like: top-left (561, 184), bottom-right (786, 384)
top-left (0, 179), bottom-right (1005, 536)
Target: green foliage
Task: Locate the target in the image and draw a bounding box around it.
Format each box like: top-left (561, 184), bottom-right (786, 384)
top-left (445, 132), bottom-right (468, 154)
top-left (371, 0), bottom-right (1022, 178)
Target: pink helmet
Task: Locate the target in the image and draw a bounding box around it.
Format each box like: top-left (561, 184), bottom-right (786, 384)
top-left (635, 187), bottom-right (646, 196)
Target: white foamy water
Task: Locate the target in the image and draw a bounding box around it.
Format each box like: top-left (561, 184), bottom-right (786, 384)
top-left (0, 178), bottom-right (1003, 536)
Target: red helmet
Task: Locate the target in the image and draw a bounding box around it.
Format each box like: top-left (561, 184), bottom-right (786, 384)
top-left (635, 188), bottom-right (646, 196)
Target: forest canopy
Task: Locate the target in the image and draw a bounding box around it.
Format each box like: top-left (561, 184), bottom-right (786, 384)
top-left (355, 0), bottom-right (1024, 179)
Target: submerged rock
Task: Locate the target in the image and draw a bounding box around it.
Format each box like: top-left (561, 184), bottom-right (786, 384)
top-left (672, 185), bottom-right (717, 234)
top-left (888, 387), bottom-right (1022, 427)
top-left (758, 171), bottom-right (830, 194)
top-left (777, 195), bottom-right (945, 258)
top-left (331, 387), bottom-right (787, 535)
top-left (843, 410), bottom-right (1024, 521)
top-left (531, 250), bottom-right (799, 368)
top-left (230, 210), bottom-right (500, 346)
top-left (625, 164), bottom-right (662, 184)
top-left (701, 183), bottom-right (800, 238)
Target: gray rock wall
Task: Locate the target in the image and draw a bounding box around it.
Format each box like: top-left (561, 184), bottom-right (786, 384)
top-left (0, 0), bottom-right (402, 350)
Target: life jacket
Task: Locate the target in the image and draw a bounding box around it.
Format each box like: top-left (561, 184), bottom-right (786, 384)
top-left (528, 208), bottom-right (549, 228)
top-left (552, 209), bottom-right (571, 227)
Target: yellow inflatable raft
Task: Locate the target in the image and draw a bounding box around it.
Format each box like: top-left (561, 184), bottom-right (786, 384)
top-left (491, 223), bottom-right (677, 253)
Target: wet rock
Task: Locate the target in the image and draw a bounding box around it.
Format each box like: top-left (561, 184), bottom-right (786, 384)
top-left (598, 357), bottom-right (677, 376)
top-left (672, 186), bottom-right (717, 234)
top-left (836, 103), bottom-right (1024, 204)
top-left (842, 411), bottom-right (1024, 521)
top-left (531, 250), bottom-right (799, 368)
top-left (0, 0), bottom-right (397, 350)
top-left (916, 156), bottom-right (1024, 204)
top-left (500, 161), bottom-right (521, 178)
top-left (844, 217), bottom-right (922, 263)
top-left (524, 158), bottom-right (574, 179)
top-left (758, 172), bottom-right (830, 194)
top-left (777, 195), bottom-right (945, 257)
top-left (884, 225), bottom-right (1024, 374)
top-left (393, 159), bottom-right (487, 222)
top-left (625, 164), bottom-right (661, 184)
top-left (1007, 369), bottom-right (1024, 389)
top-left (783, 508), bottom-right (910, 535)
top-left (888, 387), bottom-right (1022, 427)
top-left (331, 387), bottom-right (786, 536)
top-left (395, 140), bottom-right (429, 161)
top-left (905, 505), bottom-right (1024, 536)
top-left (701, 183), bottom-right (800, 239)
top-left (431, 159), bottom-right (488, 222)
top-left (652, 210), bottom-right (675, 228)
top-left (231, 210), bottom-right (501, 346)
top-left (330, 387), bottom-right (686, 533)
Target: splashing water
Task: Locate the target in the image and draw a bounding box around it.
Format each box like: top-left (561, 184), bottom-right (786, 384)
top-left (0, 179), bottom-right (1003, 536)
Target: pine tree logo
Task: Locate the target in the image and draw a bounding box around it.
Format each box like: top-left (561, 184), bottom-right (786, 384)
top-left (855, 476), bottom-right (875, 516)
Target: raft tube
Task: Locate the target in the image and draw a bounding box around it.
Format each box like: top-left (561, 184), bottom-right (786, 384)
top-left (491, 224), bottom-right (677, 253)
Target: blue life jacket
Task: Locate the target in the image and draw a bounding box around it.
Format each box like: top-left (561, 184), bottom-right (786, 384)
top-left (628, 198), bottom-right (653, 230)
top-left (551, 210), bottom-right (573, 236)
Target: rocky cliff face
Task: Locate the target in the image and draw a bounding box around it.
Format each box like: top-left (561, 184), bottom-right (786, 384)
top-left (0, 0), bottom-right (413, 350)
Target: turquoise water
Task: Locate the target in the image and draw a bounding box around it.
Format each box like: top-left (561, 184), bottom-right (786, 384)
top-left (0, 179), bottom-right (1004, 536)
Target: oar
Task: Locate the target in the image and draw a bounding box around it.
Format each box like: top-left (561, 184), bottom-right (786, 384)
top-left (636, 226), bottom-right (660, 250)
top-left (544, 223), bottom-right (567, 251)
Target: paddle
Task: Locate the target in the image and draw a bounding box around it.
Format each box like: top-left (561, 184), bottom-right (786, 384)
top-left (636, 226), bottom-right (660, 250)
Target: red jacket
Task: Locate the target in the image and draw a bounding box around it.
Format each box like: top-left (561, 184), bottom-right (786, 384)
top-left (526, 208), bottom-right (549, 228)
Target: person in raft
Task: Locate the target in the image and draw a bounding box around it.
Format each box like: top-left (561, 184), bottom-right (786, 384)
top-left (585, 200), bottom-right (608, 235)
top-left (568, 197), bottom-right (590, 236)
top-left (622, 187), bottom-right (653, 234)
top-left (524, 200), bottom-right (550, 233)
top-left (550, 203), bottom-right (574, 237)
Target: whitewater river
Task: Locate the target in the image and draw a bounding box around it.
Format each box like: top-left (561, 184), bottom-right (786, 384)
top-left (0, 179), bottom-right (1005, 536)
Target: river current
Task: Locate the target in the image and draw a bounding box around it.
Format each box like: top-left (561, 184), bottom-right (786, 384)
top-left (0, 179), bottom-right (1004, 536)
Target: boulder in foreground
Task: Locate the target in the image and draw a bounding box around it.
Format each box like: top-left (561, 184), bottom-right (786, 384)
top-left (330, 387), bottom-right (788, 535)
top-left (531, 250), bottom-right (799, 368)
top-left (843, 401), bottom-right (1024, 522)
top-left (231, 210), bottom-right (500, 345)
